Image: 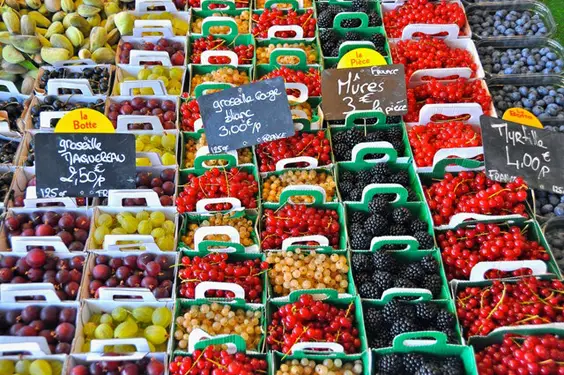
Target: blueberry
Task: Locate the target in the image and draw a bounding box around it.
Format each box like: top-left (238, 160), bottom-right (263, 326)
top-left (536, 100), bottom-right (546, 107)
top-left (555, 205), bottom-right (564, 216)
top-left (542, 204), bottom-right (554, 214)
top-left (544, 96), bottom-right (555, 104)
top-left (549, 195), bottom-right (560, 206)
top-left (510, 92), bottom-right (521, 101)
top-left (532, 106), bottom-right (544, 116)
top-left (547, 52), bottom-right (557, 60)
top-left (519, 86), bottom-right (529, 96)
top-left (521, 98), bottom-right (533, 108)
top-left (538, 86), bottom-right (549, 96)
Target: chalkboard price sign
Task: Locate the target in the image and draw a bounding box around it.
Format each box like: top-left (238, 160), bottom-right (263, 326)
top-left (197, 77), bottom-right (295, 153)
top-left (481, 115), bottom-right (564, 193)
top-left (35, 133), bottom-right (136, 198)
top-left (321, 64), bottom-right (408, 121)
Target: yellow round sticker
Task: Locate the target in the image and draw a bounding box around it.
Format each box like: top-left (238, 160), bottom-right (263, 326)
top-left (337, 48), bottom-right (387, 69)
top-left (55, 108), bottom-right (115, 133)
top-left (502, 108), bottom-right (543, 129)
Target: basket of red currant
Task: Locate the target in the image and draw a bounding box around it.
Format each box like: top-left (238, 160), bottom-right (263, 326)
top-left (252, 8), bottom-right (317, 41)
top-left (169, 346), bottom-right (267, 375)
top-left (188, 34), bottom-right (255, 66)
top-left (256, 62), bottom-right (321, 101)
top-left (179, 98), bottom-right (202, 132)
top-left (190, 8), bottom-right (252, 35)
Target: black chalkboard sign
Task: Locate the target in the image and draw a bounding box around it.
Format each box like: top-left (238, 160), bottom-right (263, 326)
top-left (481, 115), bottom-right (564, 193)
top-left (321, 64), bottom-right (408, 121)
top-left (35, 133), bottom-right (136, 198)
top-left (197, 77), bottom-right (295, 153)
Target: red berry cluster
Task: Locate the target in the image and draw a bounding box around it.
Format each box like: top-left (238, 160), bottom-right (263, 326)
top-left (119, 39), bottom-right (186, 65)
top-left (187, 0), bottom-right (249, 8)
top-left (176, 168), bottom-right (259, 213)
top-left (438, 223), bottom-right (550, 280)
top-left (384, 0), bottom-right (467, 38)
top-left (475, 334), bottom-right (564, 375)
top-left (180, 99), bottom-right (201, 131)
top-left (267, 294), bottom-right (361, 354)
top-left (392, 37), bottom-right (478, 81)
top-left (252, 9), bottom-right (317, 39)
top-left (425, 172), bottom-right (528, 225)
top-left (255, 131), bottom-right (331, 173)
top-left (456, 277), bottom-right (564, 338)
top-left (261, 205), bottom-right (341, 249)
top-left (178, 253), bottom-right (269, 303)
top-left (190, 35), bottom-right (254, 65)
top-left (405, 79), bottom-right (492, 122)
top-left (0, 249), bottom-right (84, 300)
top-left (107, 98), bottom-right (177, 130)
top-left (169, 348), bottom-right (268, 375)
top-left (408, 121), bottom-right (482, 167)
top-left (260, 66), bottom-right (321, 97)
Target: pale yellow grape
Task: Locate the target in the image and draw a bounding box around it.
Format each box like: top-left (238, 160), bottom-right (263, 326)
top-left (83, 321), bottom-right (97, 337)
top-left (0, 360), bottom-right (15, 374)
top-left (114, 319), bottom-right (138, 338)
top-left (150, 211), bottom-right (166, 227)
top-left (170, 67), bottom-right (183, 81)
top-left (97, 213), bottom-right (113, 227)
top-left (138, 135), bottom-right (150, 144)
top-left (161, 134), bottom-right (176, 151)
top-left (135, 139), bottom-right (144, 152)
top-left (144, 325), bottom-right (168, 344)
top-left (136, 211), bottom-right (150, 221)
top-left (94, 226), bottom-right (110, 245)
top-left (15, 359), bottom-right (31, 374)
top-left (94, 323), bottom-right (113, 339)
top-left (153, 66), bottom-right (165, 76)
top-left (137, 68), bottom-right (151, 80)
top-left (90, 314), bottom-right (102, 324)
top-left (161, 153), bottom-right (176, 165)
top-left (152, 306), bottom-right (172, 327)
top-left (162, 220), bottom-right (175, 234)
top-left (132, 306), bottom-right (154, 323)
top-left (50, 361), bottom-right (63, 375)
top-left (151, 227), bottom-right (166, 239)
top-left (138, 220), bottom-right (153, 235)
top-left (29, 359), bottom-right (52, 375)
top-left (150, 135), bottom-right (161, 148)
top-left (112, 307), bottom-right (129, 322)
top-left (111, 227), bottom-right (127, 235)
top-left (157, 235), bottom-right (174, 250)
top-left (122, 216), bottom-right (139, 234)
top-left (136, 157), bottom-right (152, 167)
top-left (100, 313), bottom-right (113, 325)
top-left (114, 344), bottom-right (136, 353)
top-left (82, 342), bottom-right (91, 352)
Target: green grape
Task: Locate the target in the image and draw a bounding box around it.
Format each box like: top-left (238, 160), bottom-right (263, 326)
top-left (150, 135), bottom-right (162, 148)
top-left (103, 345), bottom-right (114, 353)
top-left (136, 211), bottom-right (150, 221)
top-left (49, 361), bottom-right (62, 375)
top-left (29, 360), bottom-right (52, 375)
top-left (111, 227), bottom-right (127, 235)
top-left (0, 360), bottom-right (15, 374)
top-left (82, 342), bottom-right (91, 352)
top-left (152, 306), bottom-right (172, 327)
top-left (170, 67), bottom-right (183, 81)
top-left (157, 235), bottom-right (174, 251)
top-left (100, 313), bottom-right (113, 325)
top-left (15, 359), bottom-right (31, 374)
top-left (137, 68), bottom-right (151, 80)
top-left (147, 341), bottom-right (156, 352)
top-left (162, 220), bottom-right (175, 234)
top-left (161, 134), bottom-right (176, 151)
top-left (97, 213), bottom-right (113, 227)
top-left (111, 306), bottom-right (129, 322)
top-left (135, 139), bottom-right (144, 152)
top-left (132, 306), bottom-right (154, 323)
top-left (158, 76), bottom-right (169, 87)
top-left (90, 314), bottom-right (102, 324)
top-left (151, 227), bottom-right (166, 239)
top-left (83, 321), bottom-right (97, 337)
top-left (154, 343), bottom-right (168, 352)
top-left (137, 220), bottom-right (153, 235)
top-left (150, 211), bottom-right (166, 227)
top-left (114, 319), bottom-right (138, 338)
top-left (152, 66), bottom-right (165, 76)
top-left (144, 325), bottom-right (168, 344)
top-left (161, 153), bottom-right (176, 165)
top-left (93, 226), bottom-right (110, 245)
top-left (122, 216), bottom-right (139, 234)
top-left (114, 344), bottom-right (136, 353)
top-left (94, 323), bottom-right (114, 339)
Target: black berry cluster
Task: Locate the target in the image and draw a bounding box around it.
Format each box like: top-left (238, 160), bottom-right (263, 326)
top-left (352, 252), bottom-right (443, 299)
top-left (317, 0), bottom-right (382, 29)
top-left (377, 353), bottom-right (465, 375)
top-left (332, 127), bottom-right (405, 162)
top-left (364, 300), bottom-right (460, 349)
top-left (319, 28), bottom-right (386, 58)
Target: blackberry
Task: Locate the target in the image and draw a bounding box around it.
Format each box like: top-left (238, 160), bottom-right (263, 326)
top-left (444, 328), bottom-right (460, 344)
top-left (350, 231), bottom-right (371, 250)
top-left (441, 357), bottom-right (464, 375)
top-left (364, 307), bottom-right (384, 333)
top-left (351, 0), bottom-right (367, 11)
top-left (351, 252), bottom-right (373, 273)
top-left (371, 33), bottom-right (386, 47)
top-left (391, 207), bottom-right (413, 225)
top-left (348, 188), bottom-right (363, 201)
top-left (339, 180), bottom-right (355, 198)
top-left (326, 5), bottom-right (342, 15)
top-left (381, 299), bottom-right (402, 323)
top-left (370, 336), bottom-right (390, 349)
top-left (345, 31), bottom-right (363, 41)
top-left (403, 263), bottom-right (425, 283)
top-left (371, 163), bottom-right (391, 178)
top-left (386, 115), bottom-right (401, 124)
top-left (391, 138), bottom-right (406, 155)
top-left (415, 302), bottom-right (439, 321)
top-left (341, 18), bottom-right (361, 28)
top-left (319, 26), bottom-right (338, 45)
top-left (409, 219), bottom-right (428, 234)
top-left (414, 231), bottom-right (434, 249)
top-left (415, 363), bottom-right (442, 375)
top-left (403, 353), bottom-right (425, 374)
top-left (354, 272), bottom-right (371, 286)
top-left (423, 274), bottom-right (443, 297)
top-left (375, 45), bottom-right (387, 55)
top-left (349, 211), bottom-right (368, 226)
top-left (386, 126), bottom-right (403, 142)
top-left (368, 196), bottom-right (389, 215)
top-left (372, 251), bottom-right (397, 272)
top-left (364, 214), bottom-right (387, 236)
top-left (394, 277), bottom-right (417, 289)
top-left (389, 224), bottom-right (407, 236)
top-left (372, 271), bottom-right (394, 291)
top-left (420, 255), bottom-right (439, 273)
top-left (357, 169), bottom-right (373, 184)
top-left (388, 171), bottom-right (409, 185)
top-left (317, 10), bottom-right (334, 28)
top-left (378, 354), bottom-right (403, 375)
top-left (358, 282), bottom-right (381, 299)
top-left (366, 130), bottom-right (386, 142)
top-left (340, 170), bottom-right (355, 183)
top-left (317, 2), bottom-right (329, 13)
top-left (332, 142), bottom-right (350, 161)
top-left (322, 41), bottom-right (336, 56)
top-left (345, 128), bottom-right (365, 144)
top-left (390, 317), bottom-right (419, 337)
top-left (436, 310), bottom-right (455, 331)
top-left (369, 170), bottom-right (388, 184)
top-left (369, 12), bottom-right (382, 26)
top-left (330, 46), bottom-right (341, 58)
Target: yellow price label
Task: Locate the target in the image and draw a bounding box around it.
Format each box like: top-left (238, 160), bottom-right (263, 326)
top-left (337, 48), bottom-right (387, 69)
top-left (55, 108), bottom-right (115, 133)
top-left (502, 107), bottom-right (543, 129)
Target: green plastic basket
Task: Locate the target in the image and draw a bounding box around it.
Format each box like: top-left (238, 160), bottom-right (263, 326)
top-left (188, 65), bottom-right (254, 97)
top-left (187, 33), bottom-right (256, 66)
top-left (261, 166), bottom-right (338, 203)
top-left (270, 348), bottom-right (370, 374)
top-left (190, 3), bottom-right (252, 36)
top-left (255, 38), bottom-right (322, 67)
top-left (252, 8), bottom-right (318, 42)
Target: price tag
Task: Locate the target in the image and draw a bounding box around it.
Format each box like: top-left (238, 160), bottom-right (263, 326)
top-left (321, 64), bottom-right (407, 121)
top-left (35, 133), bottom-right (136, 198)
top-left (197, 77), bottom-right (295, 153)
top-left (480, 115), bottom-right (564, 193)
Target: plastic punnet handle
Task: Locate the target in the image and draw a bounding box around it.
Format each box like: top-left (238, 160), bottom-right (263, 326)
top-left (129, 50), bottom-right (173, 66)
top-left (469, 260), bottom-right (548, 282)
top-left (0, 283), bottom-right (61, 303)
top-left (282, 235), bottom-right (330, 250)
top-left (279, 185), bottom-right (326, 205)
top-left (120, 80), bottom-right (167, 96)
top-left (194, 148), bottom-right (238, 168)
top-left (201, 50), bottom-right (239, 66)
top-left (410, 68), bottom-right (472, 83)
top-left (269, 48), bottom-right (308, 68)
top-left (333, 12), bottom-right (369, 29)
top-left (132, 20), bottom-right (174, 38)
top-left (39, 111), bottom-right (68, 129)
top-left (201, 17), bottom-right (238, 37)
top-left (432, 147), bottom-right (484, 167)
top-left (102, 235), bottom-right (161, 252)
top-left (108, 190), bottom-right (162, 207)
top-left (291, 342), bottom-right (344, 353)
top-left (46, 79), bottom-right (93, 96)
top-left (264, 0), bottom-right (301, 9)
top-left (52, 59), bottom-right (97, 67)
top-left (196, 197), bottom-right (242, 213)
top-left (0, 79), bottom-right (21, 94)
top-left (193, 82), bottom-right (235, 97)
top-left (194, 225), bottom-right (241, 249)
top-left (201, 0), bottom-right (236, 11)
top-left (90, 338), bottom-right (151, 353)
top-left (194, 281), bottom-right (246, 299)
top-left (275, 156), bottom-right (318, 171)
top-left (352, 142), bottom-right (398, 164)
top-left (370, 236), bottom-right (420, 252)
top-left (288, 289), bottom-right (339, 302)
top-left (344, 110), bottom-right (387, 128)
top-left (194, 118), bottom-right (204, 131)
top-left (135, 0), bottom-right (177, 11)
top-left (393, 331), bottom-right (449, 351)
top-left (418, 103), bottom-right (484, 124)
top-left (380, 288), bottom-right (433, 303)
top-left (444, 213), bottom-right (525, 230)
top-left (11, 236), bottom-right (70, 253)
top-left (0, 338), bottom-right (50, 356)
top-left (401, 24), bottom-right (459, 40)
top-left (189, 328), bottom-right (245, 354)
top-left (360, 183), bottom-right (409, 205)
top-left (431, 157), bottom-right (483, 176)
top-left (116, 115), bottom-right (165, 132)
top-left (97, 287), bottom-right (158, 302)
top-left (267, 25), bottom-right (304, 40)
top-left (285, 82), bottom-right (309, 102)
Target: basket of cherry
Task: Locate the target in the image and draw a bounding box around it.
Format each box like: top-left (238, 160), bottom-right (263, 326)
top-left (176, 154), bottom-right (260, 213)
top-left (266, 290), bottom-right (366, 354)
top-left (252, 8), bottom-right (317, 41)
top-left (260, 186), bottom-right (346, 250)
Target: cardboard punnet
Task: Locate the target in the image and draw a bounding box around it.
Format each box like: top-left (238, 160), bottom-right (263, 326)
top-left (116, 34), bottom-right (188, 66)
top-left (0, 166), bottom-right (14, 209)
top-left (0, 338), bottom-right (67, 374)
top-left (188, 31), bottom-right (256, 67)
top-left (67, 352), bottom-right (167, 374)
top-left (255, 39), bottom-right (321, 67)
top-left (119, 5), bottom-right (190, 37)
top-left (188, 65), bottom-right (254, 97)
top-left (33, 65), bottom-right (115, 98)
top-left (111, 65), bottom-right (187, 97)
